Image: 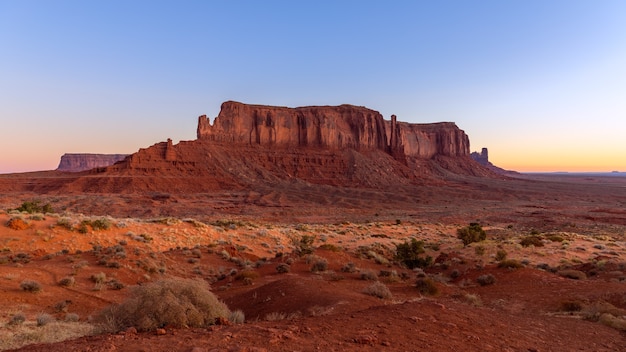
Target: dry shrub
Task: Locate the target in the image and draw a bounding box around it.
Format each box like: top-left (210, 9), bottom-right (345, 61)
top-left (520, 235), bottom-right (544, 247)
top-left (415, 277), bottom-right (438, 295)
top-left (276, 263), bottom-right (290, 273)
top-left (0, 321), bottom-right (94, 351)
top-left (498, 259), bottom-right (523, 269)
top-left (359, 269), bottom-right (378, 281)
top-left (95, 278), bottom-right (230, 332)
top-left (559, 300), bottom-right (583, 312)
top-left (363, 281), bottom-right (392, 299)
top-left (476, 274), bottom-right (496, 286)
top-left (598, 313), bottom-right (626, 331)
top-left (20, 280), bottom-right (42, 293)
top-left (310, 258), bottom-right (328, 273)
top-left (37, 313), bottom-right (55, 326)
top-left (7, 217), bottom-right (29, 230)
top-left (557, 270), bottom-right (587, 280)
top-left (229, 310), bottom-right (245, 324)
top-left (58, 276), bottom-right (75, 287)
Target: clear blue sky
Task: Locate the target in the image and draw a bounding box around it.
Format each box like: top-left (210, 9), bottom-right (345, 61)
top-left (1, 0), bottom-right (625, 173)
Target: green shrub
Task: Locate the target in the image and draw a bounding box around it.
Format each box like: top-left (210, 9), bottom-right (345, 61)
top-left (15, 201), bottom-right (53, 214)
top-left (96, 278), bottom-right (230, 332)
top-left (91, 218), bottom-right (112, 231)
top-left (292, 235), bottom-right (316, 256)
top-left (457, 223), bottom-right (486, 246)
top-left (394, 238), bottom-right (433, 269)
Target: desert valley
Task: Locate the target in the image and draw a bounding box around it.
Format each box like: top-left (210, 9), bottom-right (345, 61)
top-left (1, 102), bottom-right (625, 351)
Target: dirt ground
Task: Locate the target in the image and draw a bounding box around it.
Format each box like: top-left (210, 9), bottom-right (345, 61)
top-left (0, 173), bottom-right (625, 351)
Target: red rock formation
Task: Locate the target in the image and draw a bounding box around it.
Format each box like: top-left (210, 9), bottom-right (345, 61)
top-left (41, 101), bottom-right (497, 194)
top-left (198, 101), bottom-right (388, 151)
top-left (56, 153), bottom-right (129, 172)
top-left (198, 101), bottom-right (470, 160)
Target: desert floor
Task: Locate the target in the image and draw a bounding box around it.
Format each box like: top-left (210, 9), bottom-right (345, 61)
top-left (0, 173), bottom-right (625, 351)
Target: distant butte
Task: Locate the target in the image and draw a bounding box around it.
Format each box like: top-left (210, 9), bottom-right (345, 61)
top-left (57, 153), bottom-right (129, 172)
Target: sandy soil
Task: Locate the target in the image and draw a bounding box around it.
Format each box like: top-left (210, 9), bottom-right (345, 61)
top-left (0, 173), bottom-right (625, 351)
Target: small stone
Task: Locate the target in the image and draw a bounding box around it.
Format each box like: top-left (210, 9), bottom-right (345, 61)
top-left (155, 328), bottom-right (166, 335)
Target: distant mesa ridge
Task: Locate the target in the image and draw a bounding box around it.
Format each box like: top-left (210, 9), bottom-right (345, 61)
top-left (57, 153), bottom-right (129, 172)
top-left (45, 101), bottom-right (502, 194)
top-left (197, 101), bottom-right (470, 159)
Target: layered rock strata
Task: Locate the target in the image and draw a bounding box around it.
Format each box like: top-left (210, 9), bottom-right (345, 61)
top-left (57, 153), bottom-right (129, 172)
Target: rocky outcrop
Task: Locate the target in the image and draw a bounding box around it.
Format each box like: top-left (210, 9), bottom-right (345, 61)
top-left (197, 101), bottom-right (469, 160)
top-left (57, 153), bottom-right (128, 172)
top-left (48, 101), bottom-right (498, 194)
top-left (471, 148), bottom-right (511, 174)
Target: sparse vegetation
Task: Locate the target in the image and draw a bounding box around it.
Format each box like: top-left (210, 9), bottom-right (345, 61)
top-left (276, 263), bottom-right (291, 273)
top-left (359, 269), bottom-right (378, 281)
top-left (476, 274), bottom-right (496, 286)
top-left (495, 249), bottom-right (508, 261)
top-left (363, 281), bottom-right (392, 299)
top-left (457, 223), bottom-right (486, 246)
top-left (96, 278), bottom-right (230, 332)
top-left (36, 313), bottom-right (55, 326)
top-left (229, 310), bottom-right (245, 324)
top-left (292, 234), bottom-right (316, 256)
top-left (394, 238), bottom-right (433, 269)
top-left (498, 259), bottom-right (523, 269)
top-left (58, 276), bottom-right (75, 287)
top-left (557, 269), bottom-right (587, 280)
top-left (310, 258), bottom-right (328, 272)
top-left (15, 201), bottom-right (53, 214)
top-left (415, 277), bottom-right (438, 295)
top-left (20, 280), bottom-right (42, 293)
top-left (520, 235), bottom-right (544, 247)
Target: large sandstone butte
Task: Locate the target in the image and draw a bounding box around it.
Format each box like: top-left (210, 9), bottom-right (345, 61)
top-left (7, 101), bottom-right (497, 195)
top-left (56, 153), bottom-right (129, 172)
top-left (197, 101), bottom-right (470, 159)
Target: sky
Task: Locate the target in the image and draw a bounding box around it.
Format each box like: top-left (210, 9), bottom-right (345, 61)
top-left (1, 0), bottom-right (625, 173)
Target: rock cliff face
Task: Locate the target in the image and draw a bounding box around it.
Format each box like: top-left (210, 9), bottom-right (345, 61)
top-left (48, 101), bottom-right (497, 194)
top-left (57, 154), bottom-right (129, 172)
top-left (197, 101), bottom-right (469, 160)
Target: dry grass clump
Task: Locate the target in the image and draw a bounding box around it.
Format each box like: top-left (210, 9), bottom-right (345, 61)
top-left (310, 258), bottom-right (328, 273)
top-left (476, 274), bottom-right (496, 286)
top-left (36, 313), bottom-right (55, 327)
top-left (20, 280), bottom-right (42, 293)
top-left (58, 276), bottom-right (75, 287)
top-left (359, 269), bottom-right (378, 281)
top-left (557, 269), bottom-right (587, 280)
top-left (95, 278), bottom-right (230, 332)
top-left (276, 263), bottom-right (290, 273)
top-left (415, 277), bottom-right (438, 295)
top-left (363, 281), bottom-right (392, 299)
top-left (0, 320), bottom-right (94, 351)
top-left (520, 235), bottom-right (544, 247)
top-left (229, 310), bottom-right (245, 324)
top-left (498, 259), bottom-right (523, 269)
